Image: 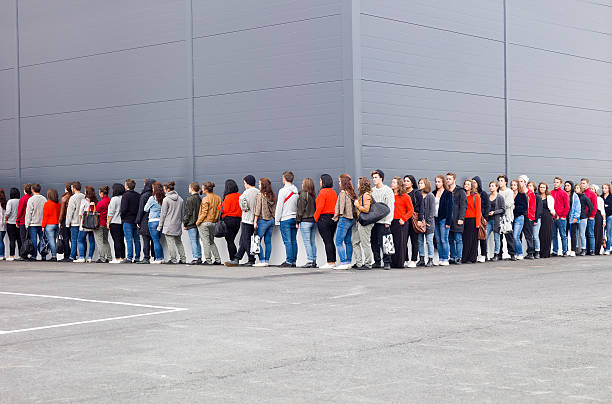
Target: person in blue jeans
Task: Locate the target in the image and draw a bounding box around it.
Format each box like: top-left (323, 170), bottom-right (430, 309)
top-left (446, 173), bottom-right (466, 265)
top-left (45, 224), bottom-right (58, 260)
top-left (184, 182), bottom-right (202, 265)
top-left (275, 171), bottom-right (299, 267)
top-left (29, 225), bottom-right (44, 260)
top-left (603, 183), bottom-right (612, 255)
top-left (333, 174), bottom-right (357, 269)
top-left (253, 178), bottom-right (277, 267)
top-left (296, 178), bottom-right (317, 268)
top-left (120, 179), bottom-right (141, 263)
top-left (433, 175), bottom-right (453, 266)
top-left (145, 181), bottom-right (165, 263)
top-left (512, 180), bottom-right (528, 259)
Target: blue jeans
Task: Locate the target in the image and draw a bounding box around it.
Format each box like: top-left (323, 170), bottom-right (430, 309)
top-left (587, 218), bottom-right (595, 253)
top-left (334, 217), bottom-right (354, 264)
top-left (552, 218), bottom-right (568, 254)
top-left (187, 227), bottom-right (201, 259)
top-left (0, 230), bottom-right (5, 257)
top-left (299, 221), bottom-right (317, 263)
top-left (606, 216), bottom-right (612, 251)
top-left (78, 230), bottom-right (95, 259)
top-left (486, 221), bottom-right (501, 254)
top-left (578, 218), bottom-right (588, 250)
top-left (533, 219), bottom-right (541, 251)
top-left (70, 226), bottom-right (80, 259)
top-left (280, 218), bottom-right (298, 264)
top-left (449, 231), bottom-right (463, 260)
top-left (45, 225), bottom-right (58, 258)
top-left (418, 232), bottom-right (434, 258)
top-left (29, 226), bottom-right (44, 259)
top-left (513, 216), bottom-right (525, 256)
top-left (122, 222), bottom-right (141, 261)
top-left (148, 222), bottom-right (164, 260)
top-left (257, 218), bottom-right (274, 262)
top-left (434, 218), bottom-right (449, 261)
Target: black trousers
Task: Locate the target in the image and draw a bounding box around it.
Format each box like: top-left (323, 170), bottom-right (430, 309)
top-left (317, 214), bottom-right (337, 263)
top-left (390, 219), bottom-right (409, 268)
top-left (223, 216), bottom-right (242, 260)
top-left (406, 222), bottom-right (419, 261)
top-left (500, 230), bottom-right (516, 257)
top-left (235, 222), bottom-right (255, 263)
top-left (462, 217), bottom-right (478, 263)
top-left (568, 221), bottom-right (578, 253)
top-left (19, 225), bottom-right (31, 259)
top-left (7, 224), bottom-right (21, 257)
top-left (371, 222), bottom-right (392, 265)
top-left (109, 223), bottom-right (125, 259)
top-left (141, 234), bottom-right (154, 259)
top-left (59, 224), bottom-right (71, 258)
top-left (594, 211), bottom-right (604, 255)
top-left (522, 216), bottom-right (535, 254)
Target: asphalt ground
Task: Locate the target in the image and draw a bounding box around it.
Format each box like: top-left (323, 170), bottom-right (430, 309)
top-left (1, 256), bottom-right (611, 403)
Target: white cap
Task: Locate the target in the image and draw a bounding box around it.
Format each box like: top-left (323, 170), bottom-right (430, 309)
top-left (519, 175), bottom-right (529, 183)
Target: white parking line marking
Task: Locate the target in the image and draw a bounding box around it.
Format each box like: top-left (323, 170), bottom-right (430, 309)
top-left (0, 291), bottom-right (188, 335)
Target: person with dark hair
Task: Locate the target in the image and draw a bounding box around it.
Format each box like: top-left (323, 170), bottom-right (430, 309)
top-left (315, 174), bottom-right (337, 269)
top-left (58, 182), bottom-right (73, 260)
top-left (446, 173), bottom-right (467, 265)
top-left (434, 175), bottom-right (453, 266)
top-left (403, 175), bottom-right (422, 268)
top-left (184, 182), bottom-right (202, 265)
top-left (5, 188), bottom-right (21, 260)
top-left (25, 183), bottom-right (47, 261)
top-left (551, 177), bottom-right (569, 257)
top-left (486, 181), bottom-right (505, 261)
top-left (518, 176), bottom-right (536, 260)
top-left (227, 175), bottom-right (259, 267)
top-left (158, 181), bottom-right (186, 264)
top-left (371, 169), bottom-right (394, 270)
top-left (527, 181), bottom-right (543, 259)
top-left (94, 186), bottom-right (112, 263)
top-left (276, 171), bottom-right (299, 267)
top-left (590, 184), bottom-right (605, 255)
top-left (120, 178), bottom-right (141, 263)
top-left (74, 185), bottom-right (97, 263)
top-left (66, 181), bottom-right (85, 261)
top-left (16, 184), bottom-right (33, 260)
top-left (603, 183), bottom-right (612, 255)
top-left (196, 182), bottom-right (222, 265)
top-left (537, 182), bottom-right (555, 258)
top-left (145, 181), bottom-right (165, 264)
top-left (296, 177), bottom-right (317, 268)
top-left (472, 176), bottom-right (490, 263)
top-left (417, 178), bottom-right (436, 267)
top-left (581, 178), bottom-right (598, 255)
top-left (575, 183), bottom-right (593, 256)
top-left (0, 189), bottom-right (6, 260)
top-left (253, 178), bottom-right (276, 267)
top-left (353, 177), bottom-right (374, 269)
top-left (461, 180), bottom-right (481, 264)
top-left (107, 183), bottom-right (125, 263)
top-left (497, 175), bottom-right (515, 260)
top-left (390, 176), bottom-right (414, 268)
top-left (42, 189), bottom-right (60, 261)
top-left (220, 179), bottom-right (242, 262)
top-left (565, 180), bottom-right (581, 256)
top-left (333, 174), bottom-right (357, 270)
top-left (135, 179), bottom-right (156, 264)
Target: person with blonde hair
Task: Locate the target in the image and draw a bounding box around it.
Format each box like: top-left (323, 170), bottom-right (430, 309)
top-left (296, 177), bottom-right (317, 268)
top-left (353, 177), bottom-right (374, 270)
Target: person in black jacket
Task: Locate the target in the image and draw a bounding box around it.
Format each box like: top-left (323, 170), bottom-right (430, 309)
top-left (404, 175), bottom-right (423, 267)
top-left (184, 182), bottom-right (202, 265)
top-left (473, 176), bottom-right (489, 262)
top-left (512, 180), bottom-right (528, 260)
top-left (446, 172), bottom-right (467, 265)
top-left (575, 183), bottom-right (593, 256)
top-left (120, 178), bottom-right (141, 263)
top-left (434, 175), bottom-right (453, 266)
top-left (135, 178), bottom-right (155, 264)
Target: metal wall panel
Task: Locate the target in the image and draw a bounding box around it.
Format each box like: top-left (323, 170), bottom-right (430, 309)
top-left (0, 120), bottom-right (18, 171)
top-left (0, 68), bottom-right (17, 120)
top-left (18, 0), bottom-right (187, 66)
top-left (0, 0), bottom-right (17, 70)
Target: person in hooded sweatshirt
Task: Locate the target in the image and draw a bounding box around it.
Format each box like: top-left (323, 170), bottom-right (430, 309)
top-left (120, 178), bottom-right (141, 263)
top-left (25, 183), bottom-right (47, 261)
top-left (65, 181), bottom-right (85, 261)
top-left (158, 181), bottom-right (186, 264)
top-left (275, 171), bottom-right (299, 267)
top-left (135, 178), bottom-right (156, 264)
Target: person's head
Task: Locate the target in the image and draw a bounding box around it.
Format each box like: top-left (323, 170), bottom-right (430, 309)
top-left (489, 181), bottom-right (499, 194)
top-left (518, 175), bottom-right (529, 192)
top-left (527, 181), bottom-right (537, 193)
top-left (419, 178), bottom-right (432, 194)
top-left (391, 176), bottom-right (405, 195)
top-left (581, 178), bottom-right (590, 190)
top-left (98, 185), bottom-right (109, 199)
top-left (84, 186), bottom-right (97, 203)
top-left (282, 171), bottom-right (294, 185)
top-left (0, 189), bottom-right (6, 210)
top-left (602, 183), bottom-right (611, 196)
top-left (357, 177), bottom-right (372, 196)
top-left (497, 174), bottom-right (508, 189)
top-left (189, 181), bottom-right (201, 195)
top-left (64, 182), bottom-right (73, 194)
top-left (202, 182), bottom-right (215, 194)
top-left (463, 179), bottom-right (473, 195)
top-left (591, 184), bottom-right (600, 196)
top-left (23, 183), bottom-right (32, 195)
top-left (46, 188), bottom-right (59, 203)
top-left (152, 181), bottom-right (165, 204)
top-left (125, 179), bottom-right (136, 191)
top-left (71, 181), bottom-right (82, 193)
top-left (259, 177), bottom-right (276, 202)
top-left (111, 183), bottom-right (125, 197)
top-left (511, 180), bottom-right (519, 192)
top-left (164, 181), bottom-right (175, 193)
top-left (538, 182), bottom-right (550, 197)
top-left (302, 177), bottom-right (315, 197)
top-left (435, 175), bottom-right (446, 191)
top-left (403, 175), bottom-right (417, 191)
top-left (553, 177), bottom-right (563, 189)
top-left (243, 175), bottom-right (256, 189)
top-left (339, 174), bottom-right (357, 199)
top-left (564, 181), bottom-right (573, 194)
top-left (223, 179), bottom-right (239, 198)
top-left (9, 187), bottom-right (20, 200)
top-left (445, 172), bottom-right (456, 189)
top-left (31, 183), bottom-right (41, 194)
top-left (371, 169), bottom-right (384, 187)
top-left (320, 174), bottom-right (333, 189)
top-left (575, 183), bottom-right (583, 194)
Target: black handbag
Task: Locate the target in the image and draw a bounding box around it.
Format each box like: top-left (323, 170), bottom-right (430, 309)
top-left (358, 198), bottom-right (390, 226)
top-left (82, 203), bottom-right (100, 230)
top-left (38, 232), bottom-right (50, 257)
top-left (213, 208), bottom-right (228, 238)
top-left (56, 229), bottom-right (66, 253)
top-left (20, 230), bottom-right (35, 257)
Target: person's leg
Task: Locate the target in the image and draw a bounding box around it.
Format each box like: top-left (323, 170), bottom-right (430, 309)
top-left (494, 231), bottom-right (501, 255)
top-left (533, 219), bottom-right (541, 253)
top-left (206, 223), bottom-right (221, 263)
top-left (434, 220), bottom-right (442, 261)
top-left (132, 224), bottom-right (141, 261)
top-left (234, 223), bottom-right (249, 261)
top-left (19, 225), bottom-right (29, 259)
top-left (198, 223), bottom-right (211, 263)
top-left (123, 223), bottom-right (134, 261)
top-left (188, 228), bottom-right (201, 260)
top-left (362, 223), bottom-right (374, 266)
top-left (352, 223), bottom-right (363, 266)
top-left (244, 223), bottom-right (255, 263)
top-left (513, 216), bottom-right (524, 256)
top-left (579, 218), bottom-right (587, 252)
top-left (607, 216), bottom-right (612, 252)
top-left (173, 235), bottom-right (186, 263)
top-left (263, 220), bottom-right (274, 262)
top-left (148, 223), bottom-right (164, 261)
top-left (335, 217), bottom-right (349, 264)
top-left (279, 220), bottom-right (291, 263)
top-left (299, 222), bottom-right (314, 263)
top-left (69, 226), bottom-right (79, 259)
top-left (224, 219), bottom-right (239, 260)
top-left (77, 230), bottom-right (86, 259)
top-left (440, 221), bottom-right (450, 261)
top-left (93, 229), bottom-right (103, 260)
top-left (344, 219), bottom-right (354, 264)
top-left (28, 226), bottom-right (38, 260)
top-left (317, 216), bottom-right (335, 264)
top-left (523, 216), bottom-right (534, 255)
top-left (0, 231), bottom-right (5, 258)
top-left (587, 218), bottom-right (595, 253)
top-left (559, 218), bottom-right (568, 254)
top-left (46, 225), bottom-right (58, 258)
top-left (7, 224), bottom-right (17, 257)
top-left (165, 235), bottom-right (177, 263)
top-left (418, 233), bottom-right (425, 258)
top-left (552, 219), bottom-right (560, 254)
top-left (289, 218), bottom-right (298, 264)
top-left (370, 223), bottom-right (382, 265)
top-left (141, 234), bottom-right (152, 261)
top-left (448, 231), bottom-right (457, 261)
top-left (456, 232), bottom-right (463, 261)
top-left (87, 232), bottom-right (95, 259)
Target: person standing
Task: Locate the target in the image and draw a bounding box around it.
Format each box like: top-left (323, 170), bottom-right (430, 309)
top-left (528, 181), bottom-right (543, 259)
top-left (551, 177), bottom-right (570, 257)
top-left (107, 183), bottom-right (125, 264)
top-left (145, 181), bottom-right (165, 264)
top-left (447, 173), bottom-right (467, 265)
top-left (219, 179), bottom-right (242, 263)
top-left (512, 180), bottom-right (528, 260)
top-left (135, 179), bottom-right (156, 264)
top-left (602, 183), bottom-right (612, 255)
top-left (184, 182), bottom-right (203, 265)
top-left (94, 186), bottom-right (112, 263)
top-left (333, 174), bottom-right (357, 270)
top-left (158, 181), bottom-right (186, 264)
top-left (564, 181), bottom-right (581, 257)
top-left (0, 189), bottom-right (6, 260)
top-left (353, 177), bottom-right (374, 270)
top-left (58, 183), bottom-right (73, 260)
top-left (497, 175), bottom-right (515, 260)
top-left (581, 178), bottom-right (598, 255)
top-left (575, 183), bottom-right (593, 256)
top-left (486, 181), bottom-right (505, 261)
top-left (5, 188), bottom-right (21, 260)
top-left (16, 184), bottom-right (32, 260)
top-left (390, 176), bottom-right (413, 268)
top-left (253, 178), bottom-right (276, 267)
top-left (196, 182), bottom-right (222, 265)
top-left (472, 176), bottom-right (489, 263)
top-left (275, 171), bottom-right (299, 267)
top-left (314, 174), bottom-right (337, 269)
top-left (42, 189), bottom-right (61, 261)
top-left (120, 179), bottom-right (141, 263)
top-left (370, 169), bottom-right (395, 270)
top-left (418, 178), bottom-right (436, 267)
top-left (519, 176), bottom-right (536, 260)
top-left (461, 180), bottom-right (481, 264)
top-left (296, 178), bottom-right (317, 268)
top-left (403, 175), bottom-right (422, 268)
top-left (591, 184), bottom-right (605, 255)
top-left (434, 175), bottom-right (453, 266)
top-left (227, 175), bottom-right (260, 267)
top-left (75, 186), bottom-right (97, 263)
top-left (537, 183), bottom-right (555, 258)
top-left (25, 184), bottom-right (47, 261)
top-left (65, 182), bottom-right (85, 262)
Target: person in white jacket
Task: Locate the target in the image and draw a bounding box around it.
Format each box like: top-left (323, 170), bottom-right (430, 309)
top-left (275, 171), bottom-right (299, 267)
top-left (370, 169), bottom-right (394, 269)
top-left (25, 183), bottom-right (47, 261)
top-left (65, 182), bottom-right (85, 261)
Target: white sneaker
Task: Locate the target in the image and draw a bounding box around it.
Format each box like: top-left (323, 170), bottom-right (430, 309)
top-left (407, 261), bottom-right (417, 268)
top-left (0, 257), bottom-right (5, 261)
top-left (440, 260), bottom-right (449, 266)
top-left (109, 259), bottom-right (121, 264)
top-left (151, 259), bottom-right (164, 264)
top-left (517, 255), bottom-right (524, 260)
top-left (74, 258), bottom-right (85, 263)
top-left (605, 251), bottom-right (610, 255)
top-left (477, 256), bottom-right (486, 263)
top-left (7, 257), bottom-right (14, 261)
top-left (253, 262), bottom-right (268, 267)
top-left (319, 263), bottom-right (335, 269)
top-left (569, 251), bottom-right (576, 257)
top-left (334, 264), bottom-right (350, 270)
top-left (86, 258), bottom-right (92, 263)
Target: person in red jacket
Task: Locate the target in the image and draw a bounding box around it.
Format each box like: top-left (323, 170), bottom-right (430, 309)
top-left (519, 175), bottom-right (536, 259)
top-left (219, 179), bottom-right (242, 260)
top-left (390, 176), bottom-right (414, 268)
top-left (581, 178), bottom-right (598, 255)
top-left (551, 177), bottom-right (570, 256)
top-left (42, 189), bottom-right (61, 261)
top-left (314, 174), bottom-right (337, 269)
top-left (94, 185), bottom-right (112, 263)
top-left (16, 183), bottom-right (32, 260)
top-left (462, 179), bottom-right (482, 264)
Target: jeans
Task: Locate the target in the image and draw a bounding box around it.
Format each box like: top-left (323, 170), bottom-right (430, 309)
top-left (280, 218), bottom-right (298, 264)
top-left (70, 226), bottom-right (80, 259)
top-left (45, 225), bottom-right (58, 258)
top-left (552, 218), bottom-right (568, 254)
top-left (449, 231), bottom-right (463, 260)
top-left (78, 230), bottom-right (95, 259)
top-left (299, 221), bottom-right (317, 263)
top-left (486, 221), bottom-right (501, 254)
top-left (533, 219), bottom-right (541, 251)
top-left (513, 216), bottom-right (525, 256)
top-left (434, 218), bottom-right (450, 261)
top-left (587, 218), bottom-right (595, 253)
top-left (334, 217), bottom-right (354, 265)
top-left (578, 218), bottom-right (588, 250)
top-left (122, 222), bottom-right (141, 261)
top-left (418, 232), bottom-right (435, 258)
top-left (187, 227), bottom-right (201, 259)
top-left (29, 226), bottom-right (44, 260)
top-left (606, 215), bottom-right (612, 251)
top-left (0, 230), bottom-right (5, 257)
top-left (148, 222), bottom-right (164, 260)
top-left (257, 218), bottom-right (274, 262)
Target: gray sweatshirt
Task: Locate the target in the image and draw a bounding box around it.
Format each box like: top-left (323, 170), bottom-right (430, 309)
top-left (371, 184), bottom-right (394, 225)
top-left (275, 183), bottom-right (299, 225)
top-left (157, 191), bottom-right (185, 236)
top-left (499, 188), bottom-right (514, 222)
top-left (239, 187), bottom-right (260, 225)
top-left (422, 192), bottom-right (435, 235)
top-left (5, 199), bottom-right (19, 225)
top-left (66, 193), bottom-right (85, 227)
top-left (107, 196), bottom-right (122, 224)
top-left (25, 194), bottom-right (47, 227)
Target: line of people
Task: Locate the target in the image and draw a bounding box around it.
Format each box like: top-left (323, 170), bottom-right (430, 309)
top-left (0, 170), bottom-right (611, 268)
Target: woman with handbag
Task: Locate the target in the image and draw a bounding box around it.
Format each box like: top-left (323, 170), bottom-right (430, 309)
top-left (196, 182), bottom-right (222, 265)
top-left (418, 178), bottom-right (435, 267)
top-left (390, 176), bottom-right (414, 268)
top-left (253, 178), bottom-right (276, 267)
top-left (403, 175), bottom-right (423, 268)
top-left (353, 177), bottom-right (374, 270)
top-left (434, 175), bottom-right (453, 266)
top-left (462, 180), bottom-right (481, 264)
top-left (472, 177), bottom-right (489, 263)
top-left (76, 186), bottom-right (97, 263)
top-left (158, 181), bottom-right (186, 264)
top-left (486, 181), bottom-right (505, 261)
top-left (333, 174), bottom-right (357, 270)
top-left (94, 186), bottom-right (112, 263)
top-left (219, 180), bottom-right (242, 262)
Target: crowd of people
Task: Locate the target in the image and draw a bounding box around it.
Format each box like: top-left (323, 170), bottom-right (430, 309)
top-left (0, 170), bottom-right (611, 269)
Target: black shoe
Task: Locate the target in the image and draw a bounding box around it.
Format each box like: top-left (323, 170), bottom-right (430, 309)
top-left (455, 259), bottom-right (462, 265)
top-left (190, 259), bottom-right (203, 265)
top-left (95, 259), bottom-right (104, 263)
top-left (279, 262), bottom-right (292, 268)
top-left (137, 258), bottom-right (150, 264)
top-left (510, 255), bottom-right (518, 261)
top-left (383, 263), bottom-right (391, 270)
top-left (63, 258), bottom-right (72, 262)
top-left (372, 262), bottom-right (382, 269)
top-left (491, 255), bottom-right (499, 262)
top-left (534, 252), bottom-right (540, 259)
top-left (352, 263), bottom-right (362, 269)
top-left (120, 259), bottom-right (131, 264)
top-left (200, 261), bottom-right (211, 265)
top-left (449, 259), bottom-right (456, 265)
top-left (588, 251), bottom-right (595, 256)
top-left (291, 263), bottom-right (296, 267)
top-left (49, 257), bottom-right (57, 262)
top-left (551, 252), bottom-right (559, 257)
top-left (579, 250), bottom-right (586, 256)
top-left (357, 265), bottom-right (372, 270)
top-left (179, 261), bottom-right (186, 264)
top-left (417, 257), bottom-right (425, 267)
top-left (425, 260), bottom-right (433, 267)
top-left (244, 262), bottom-right (254, 267)
top-left (525, 254), bottom-right (535, 260)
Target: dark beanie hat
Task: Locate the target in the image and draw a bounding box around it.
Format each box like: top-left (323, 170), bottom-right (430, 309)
top-left (243, 175), bottom-right (256, 187)
top-left (372, 169), bottom-right (384, 181)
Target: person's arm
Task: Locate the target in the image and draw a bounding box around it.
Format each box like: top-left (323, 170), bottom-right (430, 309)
top-left (275, 189), bottom-right (285, 225)
top-left (183, 197), bottom-right (193, 228)
top-left (314, 192), bottom-right (324, 222)
top-left (144, 197), bottom-right (152, 213)
top-left (415, 192), bottom-right (424, 221)
top-left (401, 194), bottom-right (413, 224)
top-left (296, 194), bottom-right (304, 224)
top-left (458, 192), bottom-right (467, 224)
top-left (585, 197), bottom-right (593, 218)
top-left (157, 199), bottom-right (167, 231)
top-left (475, 194), bottom-right (482, 227)
top-left (25, 200), bottom-right (33, 228)
top-left (445, 192), bottom-right (454, 228)
top-left (196, 198), bottom-right (209, 227)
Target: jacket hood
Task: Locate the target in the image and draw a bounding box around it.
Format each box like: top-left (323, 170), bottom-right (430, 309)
top-left (142, 179), bottom-right (155, 194)
top-left (286, 183), bottom-right (299, 194)
top-left (472, 176), bottom-right (483, 193)
top-left (165, 190), bottom-right (179, 201)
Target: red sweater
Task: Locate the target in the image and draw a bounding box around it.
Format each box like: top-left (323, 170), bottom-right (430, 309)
top-left (465, 193), bottom-right (482, 227)
top-left (551, 188), bottom-right (569, 218)
top-left (393, 193), bottom-right (414, 222)
top-left (220, 193), bottom-right (242, 218)
top-left (16, 194), bottom-right (31, 226)
top-left (526, 189), bottom-right (536, 221)
top-left (314, 188), bottom-right (337, 222)
top-left (584, 188), bottom-right (598, 219)
top-left (42, 201), bottom-right (61, 228)
top-left (96, 196), bottom-right (110, 227)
